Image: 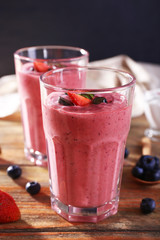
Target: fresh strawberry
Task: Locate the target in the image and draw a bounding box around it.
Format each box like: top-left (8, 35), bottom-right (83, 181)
top-left (67, 92), bottom-right (92, 106)
top-left (0, 190), bottom-right (21, 223)
top-left (33, 61), bottom-right (50, 72)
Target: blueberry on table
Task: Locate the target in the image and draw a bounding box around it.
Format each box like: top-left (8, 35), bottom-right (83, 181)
top-left (124, 148), bottom-right (129, 158)
top-left (26, 181), bottom-right (41, 195)
top-left (7, 165), bottom-right (22, 179)
top-left (140, 198), bottom-right (156, 214)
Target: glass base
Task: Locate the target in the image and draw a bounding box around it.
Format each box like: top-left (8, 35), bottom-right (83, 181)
top-left (24, 147), bottom-right (48, 167)
top-left (50, 194), bottom-right (119, 223)
top-left (144, 128), bottom-right (160, 142)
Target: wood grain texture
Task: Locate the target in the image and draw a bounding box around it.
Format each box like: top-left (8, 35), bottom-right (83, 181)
top-left (0, 112), bottom-right (160, 239)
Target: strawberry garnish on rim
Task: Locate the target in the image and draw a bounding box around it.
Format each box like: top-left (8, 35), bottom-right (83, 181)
top-left (67, 91), bottom-right (92, 106)
top-left (33, 61), bottom-right (50, 72)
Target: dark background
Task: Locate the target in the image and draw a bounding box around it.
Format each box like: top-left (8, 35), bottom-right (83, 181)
top-left (1, 0), bottom-right (160, 76)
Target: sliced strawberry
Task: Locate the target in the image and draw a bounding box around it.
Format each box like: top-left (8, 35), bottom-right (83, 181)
top-left (67, 92), bottom-right (92, 106)
top-left (0, 190), bottom-right (21, 223)
top-left (33, 61), bottom-right (50, 72)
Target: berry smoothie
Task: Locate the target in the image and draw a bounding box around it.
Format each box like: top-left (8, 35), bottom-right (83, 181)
top-left (42, 91), bottom-right (132, 220)
top-left (17, 63), bottom-right (46, 155)
top-left (14, 46), bottom-right (89, 166)
top-left (16, 63), bottom-right (85, 164)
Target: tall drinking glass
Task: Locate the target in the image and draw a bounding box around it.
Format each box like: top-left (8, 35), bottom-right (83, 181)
top-left (40, 66), bottom-right (136, 222)
top-left (14, 46), bottom-right (89, 167)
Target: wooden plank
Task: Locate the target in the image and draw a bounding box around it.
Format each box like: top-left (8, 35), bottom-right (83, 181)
top-left (0, 167), bottom-right (159, 231)
top-left (0, 231), bottom-right (160, 240)
top-left (0, 112), bottom-right (33, 166)
top-left (0, 165), bottom-right (160, 229)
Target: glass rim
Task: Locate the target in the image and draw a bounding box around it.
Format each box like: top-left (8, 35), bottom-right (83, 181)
top-left (14, 45), bottom-right (89, 62)
top-left (40, 66), bottom-right (136, 93)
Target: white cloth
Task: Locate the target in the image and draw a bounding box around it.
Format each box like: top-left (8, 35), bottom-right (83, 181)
top-left (0, 75), bottom-right (19, 118)
top-left (0, 55), bottom-right (160, 118)
top-left (89, 55), bottom-right (160, 117)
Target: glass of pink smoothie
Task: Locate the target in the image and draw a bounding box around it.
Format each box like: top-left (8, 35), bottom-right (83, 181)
top-left (14, 46), bottom-right (89, 167)
top-left (40, 66), bottom-right (136, 222)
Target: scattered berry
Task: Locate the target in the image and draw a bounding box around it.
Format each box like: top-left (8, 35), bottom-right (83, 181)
top-left (92, 97), bottom-right (107, 104)
top-left (124, 148), bottom-right (129, 158)
top-left (26, 181), bottom-right (41, 195)
top-left (67, 92), bottom-right (92, 106)
top-left (0, 190), bottom-right (21, 223)
top-left (7, 165), bottom-right (22, 179)
top-left (140, 198), bottom-right (156, 214)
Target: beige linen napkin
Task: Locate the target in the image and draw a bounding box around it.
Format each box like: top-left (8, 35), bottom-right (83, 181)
top-left (0, 75), bottom-right (19, 118)
top-left (89, 55), bottom-right (160, 117)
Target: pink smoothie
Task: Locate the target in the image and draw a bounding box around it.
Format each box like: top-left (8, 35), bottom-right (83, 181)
top-left (17, 63), bottom-right (46, 154)
top-left (43, 92), bottom-right (132, 208)
top-left (17, 63), bottom-right (84, 158)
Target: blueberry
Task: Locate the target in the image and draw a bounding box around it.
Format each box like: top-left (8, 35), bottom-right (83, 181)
top-left (152, 169), bottom-right (160, 181)
top-left (26, 181), bottom-right (41, 195)
top-left (143, 170), bottom-right (154, 181)
top-left (137, 155), bottom-right (156, 171)
top-left (7, 165), bottom-right (22, 179)
top-left (140, 198), bottom-right (156, 214)
top-left (92, 97), bottom-right (107, 104)
top-left (132, 166), bottom-right (144, 178)
top-left (59, 96), bottom-right (74, 106)
top-left (154, 156), bottom-right (160, 169)
top-left (124, 148), bottom-right (129, 158)
top-left (132, 155), bottom-right (160, 182)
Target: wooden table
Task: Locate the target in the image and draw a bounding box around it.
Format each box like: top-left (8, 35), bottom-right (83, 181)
top-left (0, 112), bottom-right (160, 240)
